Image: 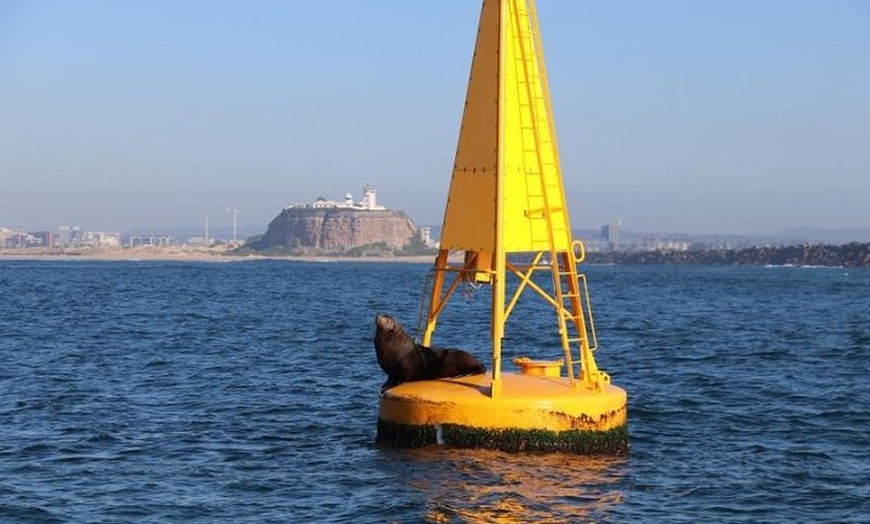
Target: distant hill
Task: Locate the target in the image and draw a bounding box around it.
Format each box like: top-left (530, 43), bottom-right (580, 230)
top-left (244, 207), bottom-right (418, 255)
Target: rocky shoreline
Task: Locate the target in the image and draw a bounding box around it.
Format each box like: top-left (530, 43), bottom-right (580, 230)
top-left (586, 242), bottom-right (870, 268)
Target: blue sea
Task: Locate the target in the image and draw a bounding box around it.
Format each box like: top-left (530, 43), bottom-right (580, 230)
top-left (0, 260), bottom-right (867, 523)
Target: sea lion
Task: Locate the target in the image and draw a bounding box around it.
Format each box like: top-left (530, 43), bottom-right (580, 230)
top-left (374, 314), bottom-right (486, 392)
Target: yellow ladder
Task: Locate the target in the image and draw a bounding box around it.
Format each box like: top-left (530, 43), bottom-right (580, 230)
top-left (511, 0), bottom-right (607, 389)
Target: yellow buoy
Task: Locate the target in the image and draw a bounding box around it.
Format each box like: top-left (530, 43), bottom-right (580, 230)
top-left (377, 0), bottom-right (629, 454)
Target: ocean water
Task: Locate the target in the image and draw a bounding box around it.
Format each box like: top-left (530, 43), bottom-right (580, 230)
top-left (0, 259), bottom-right (867, 523)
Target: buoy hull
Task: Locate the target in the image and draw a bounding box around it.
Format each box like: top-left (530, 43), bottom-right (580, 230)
top-left (377, 372), bottom-right (628, 455)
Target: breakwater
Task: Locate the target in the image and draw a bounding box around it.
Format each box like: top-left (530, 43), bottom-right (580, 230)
top-left (587, 242), bottom-right (869, 268)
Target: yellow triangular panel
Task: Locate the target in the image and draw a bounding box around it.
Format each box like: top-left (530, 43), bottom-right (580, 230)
top-left (440, 0), bottom-right (499, 253)
top-left (439, 0), bottom-right (572, 255)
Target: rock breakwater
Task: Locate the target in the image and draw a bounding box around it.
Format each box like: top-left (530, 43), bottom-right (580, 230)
top-left (587, 242), bottom-right (869, 268)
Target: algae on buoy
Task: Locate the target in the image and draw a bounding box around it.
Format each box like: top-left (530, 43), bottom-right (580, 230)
top-left (377, 0), bottom-right (628, 455)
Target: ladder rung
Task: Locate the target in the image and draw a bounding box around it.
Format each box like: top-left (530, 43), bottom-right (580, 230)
top-left (526, 206), bottom-right (564, 215)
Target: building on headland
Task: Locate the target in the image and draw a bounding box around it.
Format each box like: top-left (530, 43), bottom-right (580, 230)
top-left (419, 226), bottom-right (438, 248)
top-left (287, 181), bottom-right (387, 211)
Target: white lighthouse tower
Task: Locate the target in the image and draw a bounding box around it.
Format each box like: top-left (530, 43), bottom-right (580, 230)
top-left (360, 181), bottom-right (385, 210)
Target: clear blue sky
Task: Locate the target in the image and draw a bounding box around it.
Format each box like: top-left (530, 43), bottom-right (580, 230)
top-left (1, 0), bottom-right (868, 235)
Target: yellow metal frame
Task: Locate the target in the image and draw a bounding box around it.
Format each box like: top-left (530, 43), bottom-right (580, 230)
top-left (423, 0), bottom-right (611, 397)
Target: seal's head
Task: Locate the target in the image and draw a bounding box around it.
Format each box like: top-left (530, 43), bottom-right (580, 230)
top-left (375, 313), bottom-right (400, 334)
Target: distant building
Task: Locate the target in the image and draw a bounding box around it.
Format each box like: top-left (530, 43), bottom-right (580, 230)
top-left (83, 231), bottom-right (121, 247)
top-left (55, 226), bottom-right (79, 246)
top-left (601, 219), bottom-right (623, 246)
top-left (288, 181), bottom-right (387, 211)
top-left (642, 238), bottom-right (690, 252)
top-left (128, 235), bottom-right (172, 247)
top-left (47, 226), bottom-right (120, 247)
top-left (32, 231), bottom-right (56, 247)
top-left (0, 227), bottom-right (14, 247)
top-left (0, 227), bottom-right (38, 248)
top-left (419, 226), bottom-right (437, 248)
top-left (360, 182), bottom-right (381, 210)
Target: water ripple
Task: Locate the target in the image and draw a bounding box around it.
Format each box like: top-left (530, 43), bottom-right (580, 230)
top-left (0, 261), bottom-right (867, 522)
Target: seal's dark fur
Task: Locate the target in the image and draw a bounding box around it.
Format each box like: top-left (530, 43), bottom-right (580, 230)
top-left (374, 314), bottom-right (486, 392)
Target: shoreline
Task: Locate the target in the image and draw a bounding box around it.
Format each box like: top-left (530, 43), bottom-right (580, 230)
top-left (3, 243), bottom-right (866, 268)
top-left (0, 247), bottom-right (439, 264)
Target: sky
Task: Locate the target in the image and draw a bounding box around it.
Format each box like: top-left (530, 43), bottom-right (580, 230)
top-left (1, 0), bottom-right (868, 235)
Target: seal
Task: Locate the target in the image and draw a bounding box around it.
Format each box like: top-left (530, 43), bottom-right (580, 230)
top-left (374, 313), bottom-right (486, 392)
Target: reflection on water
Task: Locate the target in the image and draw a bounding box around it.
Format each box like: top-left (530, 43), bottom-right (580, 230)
top-left (395, 448), bottom-right (626, 523)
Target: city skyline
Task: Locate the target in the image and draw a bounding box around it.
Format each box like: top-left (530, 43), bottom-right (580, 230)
top-left (1, 1), bottom-right (868, 235)
top-left (4, 210), bottom-right (870, 246)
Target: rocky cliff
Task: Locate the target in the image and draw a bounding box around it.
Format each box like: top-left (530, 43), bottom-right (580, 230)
top-left (247, 208), bottom-right (417, 254)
